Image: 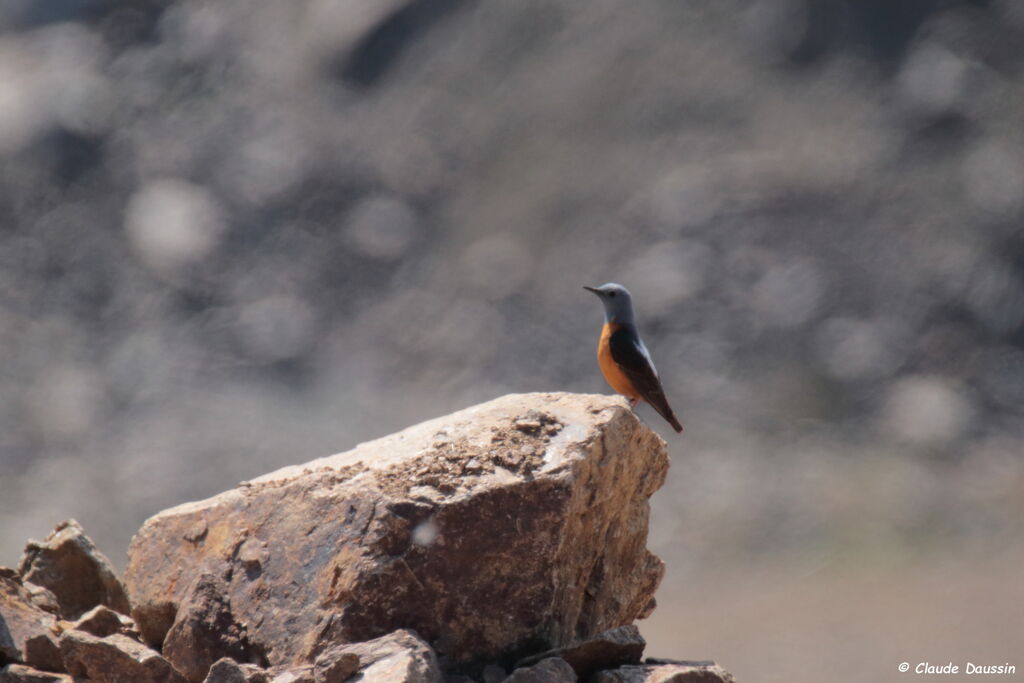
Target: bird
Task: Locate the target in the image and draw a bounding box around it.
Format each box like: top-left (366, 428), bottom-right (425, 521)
top-left (584, 283), bottom-right (683, 433)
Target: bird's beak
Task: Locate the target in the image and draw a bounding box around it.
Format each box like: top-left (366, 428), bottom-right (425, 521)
top-left (583, 286), bottom-right (600, 295)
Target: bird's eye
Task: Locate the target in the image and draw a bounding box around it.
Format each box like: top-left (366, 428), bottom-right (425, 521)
top-left (608, 291), bottom-right (617, 298)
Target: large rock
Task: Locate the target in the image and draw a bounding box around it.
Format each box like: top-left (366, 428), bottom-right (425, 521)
top-left (18, 520), bottom-right (130, 620)
top-left (125, 393), bottom-right (668, 668)
top-left (0, 570), bottom-right (62, 672)
top-left (592, 660), bottom-right (735, 683)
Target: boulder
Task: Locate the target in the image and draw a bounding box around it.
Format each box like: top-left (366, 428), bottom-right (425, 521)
top-left (18, 520), bottom-right (130, 620)
top-left (203, 658), bottom-right (271, 683)
top-left (504, 657), bottom-right (576, 682)
top-left (592, 660), bottom-right (735, 683)
top-left (0, 570), bottom-right (62, 672)
top-left (513, 624), bottom-right (644, 678)
top-left (0, 664), bottom-right (72, 682)
top-left (162, 571), bottom-right (263, 682)
top-left (59, 630), bottom-right (187, 683)
top-left (125, 393), bottom-right (668, 668)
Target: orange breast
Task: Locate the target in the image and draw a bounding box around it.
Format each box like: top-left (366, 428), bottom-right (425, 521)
top-left (597, 323), bottom-right (640, 399)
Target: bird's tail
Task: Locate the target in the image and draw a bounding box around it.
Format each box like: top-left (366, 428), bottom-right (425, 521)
top-left (666, 411), bottom-right (683, 433)
top-left (647, 392), bottom-right (684, 433)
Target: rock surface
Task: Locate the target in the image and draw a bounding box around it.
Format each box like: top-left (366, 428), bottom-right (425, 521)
top-left (504, 657), bottom-right (577, 682)
top-left (125, 393), bottom-right (669, 668)
top-left (162, 571), bottom-right (263, 682)
top-left (59, 630), bottom-right (187, 683)
top-left (18, 520), bottom-right (130, 620)
top-left (0, 570), bottom-right (62, 672)
top-left (203, 658), bottom-right (271, 683)
top-left (0, 664), bottom-right (72, 682)
top-left (68, 605), bottom-right (140, 639)
top-left (312, 629), bottom-right (440, 683)
top-left (592, 660), bottom-right (736, 682)
top-left (311, 646), bottom-right (359, 682)
top-left (514, 624), bottom-right (645, 677)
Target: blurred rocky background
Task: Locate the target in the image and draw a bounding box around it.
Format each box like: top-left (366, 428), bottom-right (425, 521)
top-left (0, 1), bottom-right (1022, 681)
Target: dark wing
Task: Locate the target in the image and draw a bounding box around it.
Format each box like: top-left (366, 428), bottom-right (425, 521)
top-left (608, 325), bottom-right (683, 433)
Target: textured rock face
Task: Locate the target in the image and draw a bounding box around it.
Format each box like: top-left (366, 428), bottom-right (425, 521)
top-left (0, 570), bottom-right (62, 672)
top-left (505, 657), bottom-right (577, 682)
top-left (0, 664), bottom-right (72, 682)
top-left (162, 572), bottom-right (263, 682)
top-left (514, 625), bottom-right (645, 678)
top-left (591, 660), bottom-right (736, 683)
top-left (203, 658), bottom-right (270, 683)
top-left (311, 629), bottom-right (440, 683)
top-left (125, 393), bottom-right (669, 669)
top-left (59, 630), bottom-right (187, 683)
top-left (17, 520), bottom-right (130, 620)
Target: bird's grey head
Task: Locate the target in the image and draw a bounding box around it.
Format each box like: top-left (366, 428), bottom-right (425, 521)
top-left (583, 282), bottom-right (636, 325)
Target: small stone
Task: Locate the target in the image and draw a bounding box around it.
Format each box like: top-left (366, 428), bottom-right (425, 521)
top-left (70, 605), bottom-right (139, 639)
top-left (513, 419), bottom-right (542, 433)
top-left (591, 660), bottom-right (735, 683)
top-left (313, 646), bottom-right (360, 682)
top-left (504, 657), bottom-right (576, 682)
top-left (184, 521), bottom-right (209, 544)
top-left (203, 658), bottom-right (270, 683)
top-left (237, 539), bottom-right (268, 569)
top-left (0, 664), bottom-right (73, 682)
top-left (59, 630), bottom-right (187, 683)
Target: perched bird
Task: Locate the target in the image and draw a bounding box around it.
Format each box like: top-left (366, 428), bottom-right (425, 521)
top-left (584, 283), bottom-right (683, 433)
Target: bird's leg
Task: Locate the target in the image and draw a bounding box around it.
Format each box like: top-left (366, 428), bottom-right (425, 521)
top-left (629, 397), bottom-right (640, 408)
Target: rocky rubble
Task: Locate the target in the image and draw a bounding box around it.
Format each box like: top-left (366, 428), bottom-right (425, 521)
top-left (1, 393), bottom-right (735, 682)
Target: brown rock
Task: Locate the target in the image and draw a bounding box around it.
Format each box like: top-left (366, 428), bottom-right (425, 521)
top-left (125, 393), bottom-right (667, 668)
top-left (69, 605), bottom-right (139, 639)
top-left (592, 660), bottom-right (735, 683)
top-left (0, 572), bottom-right (63, 672)
top-left (320, 630), bottom-right (441, 683)
top-left (514, 624), bottom-right (644, 677)
top-left (204, 657), bottom-right (271, 683)
top-left (504, 657), bottom-right (576, 683)
top-left (0, 664), bottom-right (72, 682)
top-left (18, 520), bottom-right (130, 620)
top-left (312, 647), bottom-right (359, 682)
top-left (59, 630), bottom-right (187, 683)
top-left (162, 571), bottom-right (262, 682)
top-left (21, 587), bottom-right (58, 617)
